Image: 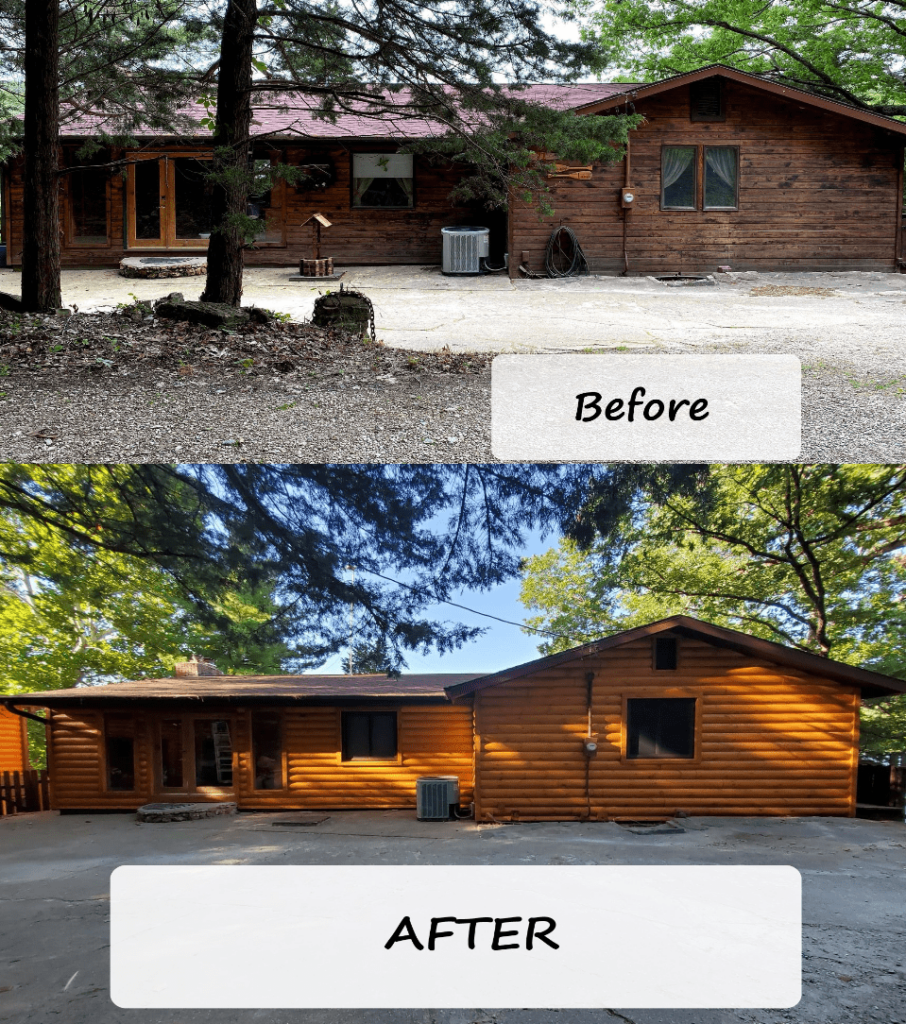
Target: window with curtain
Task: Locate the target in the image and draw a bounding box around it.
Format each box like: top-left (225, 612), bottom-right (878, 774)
top-left (703, 147), bottom-right (739, 209)
top-left (352, 153), bottom-right (414, 208)
top-left (661, 146), bottom-right (697, 209)
top-left (662, 145), bottom-right (740, 211)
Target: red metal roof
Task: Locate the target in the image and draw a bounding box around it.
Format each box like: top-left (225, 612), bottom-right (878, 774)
top-left (59, 83), bottom-right (637, 140)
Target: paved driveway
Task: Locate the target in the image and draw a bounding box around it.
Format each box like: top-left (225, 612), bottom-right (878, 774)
top-left (1, 809), bottom-right (904, 1024)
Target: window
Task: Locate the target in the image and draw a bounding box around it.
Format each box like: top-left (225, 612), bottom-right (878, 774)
top-left (70, 164), bottom-right (109, 245)
top-left (252, 712), bottom-right (284, 789)
top-left (626, 698), bottom-right (695, 759)
top-left (662, 146), bottom-right (738, 211)
top-left (352, 153), bottom-right (414, 209)
top-left (690, 78), bottom-right (724, 121)
top-left (247, 158), bottom-right (284, 243)
top-left (105, 714), bottom-right (135, 790)
top-left (703, 147), bottom-right (738, 209)
top-left (160, 718), bottom-right (184, 788)
top-left (654, 637), bottom-right (678, 671)
top-left (341, 711), bottom-right (397, 760)
top-left (193, 719), bottom-right (233, 787)
top-left (662, 146), bottom-right (697, 210)
top-left (173, 157), bottom-right (214, 240)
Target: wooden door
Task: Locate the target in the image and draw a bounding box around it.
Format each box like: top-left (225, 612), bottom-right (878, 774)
top-left (155, 715), bottom-right (235, 798)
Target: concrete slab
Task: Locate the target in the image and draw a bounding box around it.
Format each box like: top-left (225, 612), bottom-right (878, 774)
top-left (4, 266), bottom-right (906, 367)
top-left (1, 809), bottom-right (904, 1024)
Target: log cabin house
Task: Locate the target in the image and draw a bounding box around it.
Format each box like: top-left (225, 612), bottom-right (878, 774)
top-left (0, 704), bottom-right (28, 771)
top-left (3, 616), bottom-right (905, 820)
top-left (2, 65), bottom-right (904, 277)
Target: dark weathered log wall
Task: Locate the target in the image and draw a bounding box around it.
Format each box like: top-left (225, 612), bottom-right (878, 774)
top-left (510, 79), bottom-right (904, 276)
top-left (473, 635), bottom-right (860, 822)
top-left (3, 146), bottom-right (480, 268)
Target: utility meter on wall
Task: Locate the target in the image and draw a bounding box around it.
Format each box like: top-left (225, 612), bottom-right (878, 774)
top-left (621, 188), bottom-right (635, 208)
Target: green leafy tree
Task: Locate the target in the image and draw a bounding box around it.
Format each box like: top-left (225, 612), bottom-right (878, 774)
top-left (577, 0), bottom-right (906, 115)
top-left (522, 464), bottom-right (906, 757)
top-left (342, 636), bottom-right (395, 675)
top-left (196, 0), bottom-right (640, 303)
top-left (0, 0), bottom-right (213, 311)
top-left (0, 501), bottom-right (300, 764)
top-left (0, 462), bottom-right (594, 667)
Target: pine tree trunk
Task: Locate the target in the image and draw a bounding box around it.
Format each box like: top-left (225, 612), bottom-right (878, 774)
top-left (21, 0), bottom-right (61, 312)
top-left (200, 0), bottom-right (257, 306)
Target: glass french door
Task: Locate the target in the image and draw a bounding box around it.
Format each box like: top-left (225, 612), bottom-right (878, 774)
top-left (157, 716), bottom-right (235, 796)
top-left (127, 155), bottom-right (214, 249)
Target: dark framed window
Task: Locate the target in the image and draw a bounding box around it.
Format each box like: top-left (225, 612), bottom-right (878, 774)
top-left (662, 146), bottom-right (738, 211)
top-left (690, 78), bottom-right (725, 122)
top-left (626, 698), bottom-right (695, 759)
top-left (252, 711), bottom-right (284, 789)
top-left (661, 146), bottom-right (697, 210)
top-left (341, 711), bottom-right (398, 760)
top-left (352, 153), bottom-right (414, 209)
top-left (105, 714), bottom-right (136, 790)
top-left (703, 147), bottom-right (739, 209)
top-left (654, 637), bottom-right (678, 671)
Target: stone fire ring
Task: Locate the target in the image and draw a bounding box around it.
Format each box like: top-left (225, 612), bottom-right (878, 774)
top-left (137, 801), bottom-right (237, 822)
top-left (120, 255), bottom-right (207, 279)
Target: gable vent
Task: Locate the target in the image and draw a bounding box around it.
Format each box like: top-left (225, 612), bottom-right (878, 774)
top-left (690, 78), bottom-right (724, 121)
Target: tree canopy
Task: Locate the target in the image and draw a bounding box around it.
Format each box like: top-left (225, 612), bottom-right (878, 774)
top-left (577, 0), bottom-right (906, 116)
top-left (521, 464), bottom-right (906, 757)
top-left (0, 463), bottom-right (592, 667)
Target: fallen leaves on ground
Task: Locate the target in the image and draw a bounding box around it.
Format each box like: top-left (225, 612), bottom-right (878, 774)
top-left (0, 304), bottom-right (488, 381)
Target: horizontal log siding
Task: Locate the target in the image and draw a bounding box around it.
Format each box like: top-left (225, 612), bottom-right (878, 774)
top-left (46, 702), bottom-right (473, 811)
top-left (510, 79), bottom-right (904, 276)
top-left (4, 146), bottom-right (481, 268)
top-left (0, 706), bottom-right (28, 771)
top-left (474, 635), bottom-right (860, 822)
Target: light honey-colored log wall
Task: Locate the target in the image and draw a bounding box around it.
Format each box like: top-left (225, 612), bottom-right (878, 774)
top-left (238, 704), bottom-right (474, 810)
top-left (0, 706), bottom-right (28, 771)
top-left (474, 634), bottom-right (860, 821)
top-left (46, 703), bottom-right (473, 811)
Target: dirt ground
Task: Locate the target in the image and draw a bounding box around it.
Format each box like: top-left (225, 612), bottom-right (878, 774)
top-left (1, 809), bottom-right (904, 1024)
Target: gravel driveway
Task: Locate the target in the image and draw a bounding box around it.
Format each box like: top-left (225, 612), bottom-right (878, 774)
top-left (0, 267), bottom-right (904, 462)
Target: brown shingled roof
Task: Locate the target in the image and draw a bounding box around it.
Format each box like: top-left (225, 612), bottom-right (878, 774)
top-left (444, 616), bottom-right (906, 700)
top-left (5, 673), bottom-right (482, 708)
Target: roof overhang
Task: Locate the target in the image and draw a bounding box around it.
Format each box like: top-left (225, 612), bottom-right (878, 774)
top-left (444, 615), bottom-right (906, 700)
top-left (574, 64), bottom-right (906, 139)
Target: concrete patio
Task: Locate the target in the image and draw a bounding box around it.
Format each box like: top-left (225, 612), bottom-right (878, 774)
top-left (4, 264), bottom-right (906, 362)
top-left (1, 809), bottom-right (904, 1024)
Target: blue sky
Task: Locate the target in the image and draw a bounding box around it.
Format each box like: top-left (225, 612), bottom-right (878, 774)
top-left (314, 526), bottom-right (559, 675)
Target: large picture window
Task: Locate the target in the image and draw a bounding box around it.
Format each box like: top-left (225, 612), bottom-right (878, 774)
top-left (662, 146), bottom-right (738, 211)
top-left (352, 153), bottom-right (414, 209)
top-left (626, 698), bottom-right (696, 759)
top-left (341, 711), bottom-right (398, 760)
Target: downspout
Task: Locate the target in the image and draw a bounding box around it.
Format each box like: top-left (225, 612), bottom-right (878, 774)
top-left (585, 670), bottom-right (594, 819)
top-left (622, 134), bottom-right (631, 276)
top-left (1, 701), bottom-right (48, 726)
